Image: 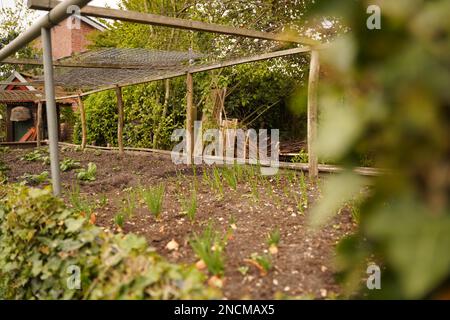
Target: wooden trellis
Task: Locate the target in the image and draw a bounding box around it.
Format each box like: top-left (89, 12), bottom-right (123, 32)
top-left (0, 0), bottom-right (324, 195)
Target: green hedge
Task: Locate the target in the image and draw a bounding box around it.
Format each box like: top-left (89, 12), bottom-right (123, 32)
top-left (0, 184), bottom-right (219, 300)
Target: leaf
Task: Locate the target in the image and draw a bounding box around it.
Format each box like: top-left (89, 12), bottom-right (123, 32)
top-left (365, 201), bottom-right (450, 298)
top-left (309, 172), bottom-right (365, 228)
top-left (64, 218), bottom-right (85, 233)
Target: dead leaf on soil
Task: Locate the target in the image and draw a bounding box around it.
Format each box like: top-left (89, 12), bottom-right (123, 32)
top-left (243, 258), bottom-right (267, 276)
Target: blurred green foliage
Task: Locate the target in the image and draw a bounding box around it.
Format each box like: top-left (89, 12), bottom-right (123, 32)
top-left (307, 0), bottom-right (450, 299)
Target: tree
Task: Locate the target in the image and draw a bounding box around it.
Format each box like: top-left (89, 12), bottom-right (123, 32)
top-left (0, 0), bottom-right (39, 79)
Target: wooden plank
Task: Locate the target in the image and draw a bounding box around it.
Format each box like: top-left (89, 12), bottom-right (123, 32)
top-left (2, 57), bottom-right (155, 69)
top-left (56, 142), bottom-right (387, 177)
top-left (36, 101), bottom-right (42, 147)
top-left (191, 47), bottom-right (312, 73)
top-left (77, 94), bottom-right (87, 150)
top-left (307, 50), bottom-right (320, 180)
top-left (54, 47), bottom-right (312, 100)
top-left (115, 86), bottom-right (124, 154)
top-left (186, 72), bottom-right (195, 165)
top-left (29, 0), bottom-right (319, 46)
top-left (0, 81), bottom-right (45, 86)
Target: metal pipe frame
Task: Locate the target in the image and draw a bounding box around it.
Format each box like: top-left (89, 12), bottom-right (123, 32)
top-left (0, 0), bottom-right (92, 196)
top-left (41, 27), bottom-right (61, 195)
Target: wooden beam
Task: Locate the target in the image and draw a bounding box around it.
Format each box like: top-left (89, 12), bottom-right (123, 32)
top-left (29, 0), bottom-right (319, 46)
top-left (54, 47), bottom-right (312, 100)
top-left (186, 72), bottom-right (195, 165)
top-left (0, 81), bottom-right (45, 86)
top-left (77, 94), bottom-right (87, 150)
top-left (1, 57), bottom-right (161, 69)
top-left (57, 141), bottom-right (388, 177)
top-left (307, 50), bottom-right (320, 180)
top-left (36, 101), bottom-right (42, 147)
top-left (115, 86), bottom-right (124, 154)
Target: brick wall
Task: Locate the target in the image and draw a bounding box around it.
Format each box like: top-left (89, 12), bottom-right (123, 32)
top-left (34, 17), bottom-right (100, 59)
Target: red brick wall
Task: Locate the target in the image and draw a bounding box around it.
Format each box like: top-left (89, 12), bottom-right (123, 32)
top-left (34, 17), bottom-right (99, 59)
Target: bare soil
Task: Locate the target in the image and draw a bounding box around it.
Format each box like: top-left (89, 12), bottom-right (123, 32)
top-left (1, 146), bottom-right (357, 299)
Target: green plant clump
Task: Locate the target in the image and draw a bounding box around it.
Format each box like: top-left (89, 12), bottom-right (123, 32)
top-left (182, 190), bottom-right (197, 223)
top-left (20, 171), bottom-right (49, 185)
top-left (0, 184), bottom-right (219, 300)
top-left (190, 223), bottom-right (227, 276)
top-left (77, 163), bottom-right (97, 181)
top-left (60, 158), bottom-right (81, 172)
top-left (141, 184), bottom-right (165, 220)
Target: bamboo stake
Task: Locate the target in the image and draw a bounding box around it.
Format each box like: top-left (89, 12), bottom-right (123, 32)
top-left (77, 94), bottom-right (87, 150)
top-left (186, 72), bottom-right (195, 165)
top-left (36, 101), bottom-right (42, 147)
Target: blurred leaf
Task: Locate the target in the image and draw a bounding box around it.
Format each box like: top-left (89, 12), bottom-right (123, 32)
top-left (309, 172), bottom-right (366, 228)
top-left (366, 201), bottom-right (450, 298)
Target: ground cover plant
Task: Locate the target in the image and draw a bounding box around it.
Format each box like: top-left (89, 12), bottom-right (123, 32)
top-left (0, 184), bottom-right (218, 300)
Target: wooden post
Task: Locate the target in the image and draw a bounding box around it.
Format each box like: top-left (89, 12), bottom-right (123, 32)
top-left (77, 94), bottom-right (87, 150)
top-left (307, 50), bottom-right (320, 180)
top-left (36, 101), bottom-right (42, 147)
top-left (115, 85), bottom-right (124, 154)
top-left (186, 72), bottom-right (195, 165)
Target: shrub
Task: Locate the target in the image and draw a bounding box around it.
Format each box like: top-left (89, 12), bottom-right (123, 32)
top-left (0, 184), bottom-right (219, 299)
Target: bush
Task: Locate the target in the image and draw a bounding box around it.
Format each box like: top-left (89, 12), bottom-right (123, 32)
top-left (0, 184), bottom-right (219, 300)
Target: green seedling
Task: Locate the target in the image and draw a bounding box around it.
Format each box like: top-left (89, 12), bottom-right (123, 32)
top-left (141, 183), bottom-right (165, 220)
top-left (267, 229), bottom-right (281, 247)
top-left (190, 222), bottom-right (227, 276)
top-left (248, 253), bottom-right (272, 275)
top-left (67, 183), bottom-right (93, 215)
top-left (237, 266), bottom-right (249, 276)
top-left (20, 171), bottom-right (49, 185)
top-left (60, 158), bottom-right (81, 172)
top-left (182, 189), bottom-right (197, 222)
top-left (120, 188), bottom-right (137, 218)
top-left (222, 167), bottom-right (237, 190)
top-left (114, 213), bottom-right (125, 228)
top-left (77, 162), bottom-right (97, 181)
top-left (212, 167), bottom-right (224, 197)
top-left (20, 149), bottom-right (49, 164)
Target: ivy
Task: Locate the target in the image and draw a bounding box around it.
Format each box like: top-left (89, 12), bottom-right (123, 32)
top-left (0, 184), bottom-right (219, 300)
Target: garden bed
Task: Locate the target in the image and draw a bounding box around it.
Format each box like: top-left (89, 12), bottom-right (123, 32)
top-left (1, 146), bottom-right (357, 299)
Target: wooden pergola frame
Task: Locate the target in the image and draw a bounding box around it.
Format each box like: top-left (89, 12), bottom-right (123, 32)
top-left (2, 0), bottom-right (323, 195)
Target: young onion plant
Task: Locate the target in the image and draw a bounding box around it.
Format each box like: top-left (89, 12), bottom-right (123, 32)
top-left (141, 183), bottom-right (165, 220)
top-left (190, 222), bottom-right (227, 277)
